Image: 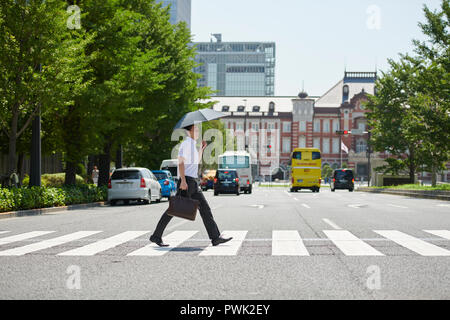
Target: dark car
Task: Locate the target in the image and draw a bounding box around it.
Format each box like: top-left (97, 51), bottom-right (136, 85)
top-left (214, 169), bottom-right (240, 196)
top-left (201, 179), bottom-right (214, 191)
top-left (331, 169), bottom-right (355, 192)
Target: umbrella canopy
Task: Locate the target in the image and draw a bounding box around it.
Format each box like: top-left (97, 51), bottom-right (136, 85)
top-left (173, 108), bottom-right (227, 130)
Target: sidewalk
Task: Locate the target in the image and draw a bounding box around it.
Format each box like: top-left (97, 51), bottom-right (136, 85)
top-left (0, 202), bottom-right (107, 219)
top-left (357, 187), bottom-right (450, 201)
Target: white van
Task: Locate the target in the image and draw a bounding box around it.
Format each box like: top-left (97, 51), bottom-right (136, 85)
top-left (160, 159), bottom-right (179, 181)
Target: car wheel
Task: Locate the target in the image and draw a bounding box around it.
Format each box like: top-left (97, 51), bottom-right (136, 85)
top-left (123, 200), bottom-right (130, 205)
top-left (331, 188), bottom-right (335, 192)
top-left (156, 190), bottom-right (162, 203)
top-left (349, 189), bottom-right (354, 192)
top-left (110, 200), bottom-right (117, 206)
top-left (290, 188), bottom-right (295, 193)
top-left (214, 191), bottom-right (219, 196)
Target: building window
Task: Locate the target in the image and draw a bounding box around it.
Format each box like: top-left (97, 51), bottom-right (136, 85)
top-left (358, 122), bottom-right (366, 131)
top-left (323, 120), bottom-right (330, 133)
top-left (332, 138), bottom-right (339, 154)
top-left (222, 105), bottom-right (230, 112)
top-left (299, 136), bottom-right (306, 148)
top-left (267, 123), bottom-right (275, 130)
top-left (237, 106), bottom-right (245, 112)
top-left (299, 121), bottom-right (306, 132)
top-left (333, 119), bottom-right (340, 132)
top-left (282, 122), bottom-right (291, 133)
top-left (313, 138), bottom-right (320, 149)
top-left (253, 106), bottom-right (261, 112)
top-left (251, 123), bottom-right (259, 132)
top-left (322, 139), bottom-right (330, 153)
top-left (356, 140), bottom-right (367, 153)
top-left (314, 120), bottom-right (321, 132)
top-left (269, 102), bottom-right (275, 113)
top-left (236, 123), bottom-right (244, 131)
top-left (282, 137), bottom-right (291, 153)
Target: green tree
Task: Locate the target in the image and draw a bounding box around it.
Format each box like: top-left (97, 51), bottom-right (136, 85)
top-left (0, 0), bottom-right (87, 176)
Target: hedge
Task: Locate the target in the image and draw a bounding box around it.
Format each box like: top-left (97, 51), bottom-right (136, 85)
top-left (22, 173), bottom-right (85, 187)
top-left (0, 185), bottom-right (107, 213)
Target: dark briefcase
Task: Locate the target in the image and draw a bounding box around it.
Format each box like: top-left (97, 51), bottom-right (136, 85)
top-left (166, 190), bottom-right (199, 221)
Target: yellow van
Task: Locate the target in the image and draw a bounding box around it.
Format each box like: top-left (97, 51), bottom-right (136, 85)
top-left (289, 148), bottom-right (322, 193)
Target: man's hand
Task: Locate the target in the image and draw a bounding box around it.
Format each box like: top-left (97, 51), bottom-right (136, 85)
top-left (180, 179), bottom-right (188, 191)
top-left (201, 140), bottom-right (207, 151)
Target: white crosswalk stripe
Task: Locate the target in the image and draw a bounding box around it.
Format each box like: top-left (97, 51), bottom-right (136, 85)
top-left (199, 231), bottom-right (247, 256)
top-left (323, 230), bottom-right (384, 256)
top-left (0, 231), bottom-right (10, 235)
top-left (58, 231), bottom-right (149, 256)
top-left (423, 230), bottom-right (450, 241)
top-left (272, 231), bottom-right (309, 256)
top-left (127, 231), bottom-right (198, 256)
top-left (0, 229), bottom-right (448, 257)
top-left (0, 231), bottom-right (101, 256)
top-left (374, 230), bottom-right (450, 256)
top-left (0, 231), bottom-right (55, 246)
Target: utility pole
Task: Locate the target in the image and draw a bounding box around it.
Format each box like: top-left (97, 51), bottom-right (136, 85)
top-left (367, 130), bottom-right (372, 187)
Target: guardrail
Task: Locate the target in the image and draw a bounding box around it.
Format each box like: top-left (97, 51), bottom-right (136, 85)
top-left (357, 187), bottom-right (450, 201)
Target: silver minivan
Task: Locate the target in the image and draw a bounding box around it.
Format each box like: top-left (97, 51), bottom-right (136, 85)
top-left (108, 168), bottom-right (162, 205)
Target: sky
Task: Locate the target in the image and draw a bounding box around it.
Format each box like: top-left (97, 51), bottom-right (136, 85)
top-left (191, 0), bottom-right (443, 97)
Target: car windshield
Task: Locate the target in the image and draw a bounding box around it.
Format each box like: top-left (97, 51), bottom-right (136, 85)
top-left (312, 152), bottom-right (321, 160)
top-left (218, 171), bottom-right (236, 179)
top-left (111, 170), bottom-right (141, 180)
top-left (153, 172), bottom-right (168, 180)
top-left (219, 156), bottom-right (249, 169)
top-left (335, 170), bottom-right (353, 180)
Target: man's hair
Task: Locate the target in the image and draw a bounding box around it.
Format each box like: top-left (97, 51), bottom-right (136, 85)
top-left (184, 125), bottom-right (194, 131)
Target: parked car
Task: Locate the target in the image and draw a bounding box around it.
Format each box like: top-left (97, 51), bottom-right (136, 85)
top-left (152, 170), bottom-right (177, 199)
top-left (331, 169), bottom-right (355, 192)
top-left (213, 169), bottom-right (240, 196)
top-left (108, 168), bottom-right (162, 205)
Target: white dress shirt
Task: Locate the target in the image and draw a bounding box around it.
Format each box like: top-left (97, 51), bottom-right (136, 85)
top-left (178, 136), bottom-right (199, 178)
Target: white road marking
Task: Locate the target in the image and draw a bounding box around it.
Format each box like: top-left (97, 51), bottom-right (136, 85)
top-left (0, 231), bottom-right (101, 256)
top-left (0, 231), bottom-right (55, 246)
top-left (272, 231), bottom-right (309, 256)
top-left (423, 230), bottom-right (450, 241)
top-left (249, 205), bottom-right (264, 209)
top-left (348, 204), bottom-right (365, 209)
top-left (437, 204), bottom-right (450, 207)
top-left (302, 204), bottom-right (311, 209)
top-left (374, 230), bottom-right (450, 256)
top-left (322, 219), bottom-right (342, 230)
top-left (58, 231), bottom-right (149, 256)
top-left (324, 230), bottom-right (384, 256)
top-left (127, 231), bottom-right (198, 256)
top-left (388, 204), bottom-right (408, 209)
top-left (293, 198), bottom-right (299, 201)
top-left (285, 191), bottom-right (292, 197)
top-left (199, 231), bottom-right (247, 256)
top-left (0, 231), bottom-right (10, 235)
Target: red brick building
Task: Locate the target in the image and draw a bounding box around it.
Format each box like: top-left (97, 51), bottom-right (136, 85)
top-left (204, 72), bottom-right (449, 183)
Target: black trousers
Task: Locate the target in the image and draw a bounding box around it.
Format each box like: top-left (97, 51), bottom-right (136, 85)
top-left (152, 177), bottom-right (221, 241)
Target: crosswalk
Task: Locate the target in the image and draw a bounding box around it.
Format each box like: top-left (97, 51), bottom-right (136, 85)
top-left (0, 229), bottom-right (449, 257)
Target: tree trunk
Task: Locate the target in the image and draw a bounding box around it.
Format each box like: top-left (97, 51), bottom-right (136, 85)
top-left (409, 165), bottom-right (415, 184)
top-left (98, 141), bottom-right (112, 187)
top-left (17, 153), bottom-right (25, 187)
top-left (8, 113), bottom-right (19, 175)
top-left (431, 165), bottom-right (437, 187)
top-left (65, 161), bottom-right (77, 185)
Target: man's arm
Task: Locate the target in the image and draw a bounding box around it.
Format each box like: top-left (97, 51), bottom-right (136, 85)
top-left (178, 156), bottom-right (188, 190)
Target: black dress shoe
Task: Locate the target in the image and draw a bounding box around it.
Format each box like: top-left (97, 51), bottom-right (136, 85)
top-left (212, 237), bottom-right (233, 246)
top-left (150, 235), bottom-right (169, 247)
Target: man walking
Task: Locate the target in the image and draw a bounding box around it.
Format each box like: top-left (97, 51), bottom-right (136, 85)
top-left (150, 124), bottom-right (232, 247)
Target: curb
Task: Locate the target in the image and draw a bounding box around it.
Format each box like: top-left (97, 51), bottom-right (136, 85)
top-left (356, 188), bottom-right (450, 201)
top-left (0, 202), bottom-right (108, 219)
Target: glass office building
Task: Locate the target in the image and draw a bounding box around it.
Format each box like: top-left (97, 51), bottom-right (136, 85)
top-left (193, 36), bottom-right (276, 96)
top-left (158, 0), bottom-right (191, 30)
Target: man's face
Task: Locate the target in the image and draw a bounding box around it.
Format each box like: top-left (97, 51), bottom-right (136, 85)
top-left (191, 125), bottom-right (200, 140)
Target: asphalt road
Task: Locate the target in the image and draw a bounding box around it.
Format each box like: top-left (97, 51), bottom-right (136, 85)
top-left (0, 186), bottom-right (449, 299)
